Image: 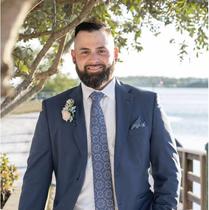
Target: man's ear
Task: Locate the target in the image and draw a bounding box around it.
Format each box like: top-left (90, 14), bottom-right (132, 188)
top-left (71, 50), bottom-right (76, 64)
top-left (114, 47), bottom-right (119, 62)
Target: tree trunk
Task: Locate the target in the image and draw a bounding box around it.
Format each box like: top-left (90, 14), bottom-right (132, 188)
top-left (1, 0), bottom-right (42, 96)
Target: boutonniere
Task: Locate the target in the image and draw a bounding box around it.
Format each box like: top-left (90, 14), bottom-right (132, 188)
top-left (62, 99), bottom-right (76, 126)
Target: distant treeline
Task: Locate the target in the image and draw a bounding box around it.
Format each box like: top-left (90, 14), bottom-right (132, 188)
top-left (117, 76), bottom-right (208, 88)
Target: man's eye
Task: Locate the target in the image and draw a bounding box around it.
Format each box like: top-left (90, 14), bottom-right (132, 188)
top-left (81, 51), bottom-right (88, 54)
top-left (99, 50), bottom-right (106, 54)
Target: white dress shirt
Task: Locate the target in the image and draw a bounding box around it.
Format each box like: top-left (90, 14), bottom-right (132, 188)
top-left (74, 78), bottom-right (118, 210)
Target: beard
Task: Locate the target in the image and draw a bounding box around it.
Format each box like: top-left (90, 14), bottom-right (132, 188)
top-left (75, 61), bottom-right (115, 89)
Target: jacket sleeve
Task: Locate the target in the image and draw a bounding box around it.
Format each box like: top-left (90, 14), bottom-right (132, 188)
top-left (19, 101), bottom-right (53, 210)
top-left (150, 93), bottom-right (181, 210)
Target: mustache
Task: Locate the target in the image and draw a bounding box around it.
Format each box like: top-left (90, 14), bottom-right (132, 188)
top-left (84, 64), bottom-right (106, 73)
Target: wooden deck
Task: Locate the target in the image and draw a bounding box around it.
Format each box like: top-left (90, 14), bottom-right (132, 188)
top-left (177, 147), bottom-right (207, 210)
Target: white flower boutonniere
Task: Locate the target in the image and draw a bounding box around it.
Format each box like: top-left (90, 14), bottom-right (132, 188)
top-left (62, 99), bottom-right (76, 126)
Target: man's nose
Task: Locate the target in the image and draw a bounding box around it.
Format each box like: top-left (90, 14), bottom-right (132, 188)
top-left (88, 52), bottom-right (99, 63)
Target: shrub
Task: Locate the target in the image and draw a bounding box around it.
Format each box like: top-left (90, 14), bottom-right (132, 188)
top-left (1, 154), bottom-right (19, 208)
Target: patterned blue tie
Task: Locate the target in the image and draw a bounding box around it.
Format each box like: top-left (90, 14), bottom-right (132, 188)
top-left (90, 91), bottom-right (115, 210)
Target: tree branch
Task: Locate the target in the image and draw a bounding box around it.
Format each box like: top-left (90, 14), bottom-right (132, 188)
top-left (1, 35), bottom-right (66, 113)
top-left (2, 35), bottom-right (55, 110)
top-left (1, 79), bottom-right (33, 110)
top-left (19, 0), bottom-right (95, 40)
top-left (52, 0), bottom-right (57, 32)
top-left (29, 1), bottom-right (44, 13)
top-left (1, 0), bottom-right (96, 111)
top-left (1, 79), bottom-right (47, 118)
top-left (53, 0), bottom-right (97, 40)
top-left (30, 0), bottom-right (85, 13)
top-left (19, 31), bottom-right (52, 40)
top-left (4, 28), bottom-right (58, 105)
top-left (28, 0), bottom-right (43, 13)
top-left (34, 35), bottom-right (67, 80)
top-left (63, 36), bottom-right (74, 53)
top-left (67, 3), bottom-right (73, 17)
top-left (57, 0), bottom-right (86, 4)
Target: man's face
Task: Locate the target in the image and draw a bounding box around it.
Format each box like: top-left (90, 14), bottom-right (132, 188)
top-left (71, 30), bottom-right (118, 90)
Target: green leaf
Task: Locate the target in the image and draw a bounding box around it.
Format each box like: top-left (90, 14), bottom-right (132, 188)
top-left (130, 5), bottom-right (134, 13)
top-left (40, 25), bottom-right (44, 32)
top-left (19, 60), bottom-right (24, 67)
top-left (20, 65), bottom-right (29, 73)
top-left (169, 39), bottom-right (175, 44)
top-left (134, 16), bottom-right (140, 24)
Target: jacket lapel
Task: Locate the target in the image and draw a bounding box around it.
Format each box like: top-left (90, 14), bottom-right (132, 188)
top-left (70, 85), bottom-right (88, 160)
top-left (114, 79), bottom-right (134, 170)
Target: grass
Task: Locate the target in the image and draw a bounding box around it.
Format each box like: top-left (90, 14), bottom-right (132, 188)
top-left (11, 101), bottom-right (42, 114)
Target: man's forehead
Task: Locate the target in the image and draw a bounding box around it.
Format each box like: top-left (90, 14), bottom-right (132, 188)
top-left (74, 30), bottom-right (114, 49)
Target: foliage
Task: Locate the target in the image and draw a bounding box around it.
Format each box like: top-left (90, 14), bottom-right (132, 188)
top-left (16, 0), bottom-right (208, 77)
top-left (42, 72), bottom-right (79, 93)
top-left (1, 0), bottom-right (208, 118)
top-left (1, 154), bottom-right (19, 208)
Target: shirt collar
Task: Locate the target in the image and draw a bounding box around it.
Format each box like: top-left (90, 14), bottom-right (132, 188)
top-left (81, 78), bottom-right (116, 102)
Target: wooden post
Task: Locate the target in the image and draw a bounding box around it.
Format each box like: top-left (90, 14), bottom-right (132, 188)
top-left (183, 152), bottom-right (193, 209)
top-left (200, 155), bottom-right (206, 210)
top-left (187, 158), bottom-right (193, 209)
top-left (182, 152), bottom-right (187, 209)
top-left (205, 143), bottom-right (208, 210)
top-left (178, 150), bottom-right (183, 204)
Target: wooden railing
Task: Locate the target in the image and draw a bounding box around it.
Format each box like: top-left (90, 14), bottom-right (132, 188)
top-left (177, 147), bottom-right (207, 210)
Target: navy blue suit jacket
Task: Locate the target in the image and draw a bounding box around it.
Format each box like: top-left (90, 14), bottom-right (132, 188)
top-left (19, 79), bottom-right (181, 210)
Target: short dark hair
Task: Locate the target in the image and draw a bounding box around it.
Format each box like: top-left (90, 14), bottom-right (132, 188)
top-left (75, 21), bottom-right (112, 37)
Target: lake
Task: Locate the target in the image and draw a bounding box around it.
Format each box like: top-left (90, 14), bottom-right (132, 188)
top-left (138, 87), bottom-right (208, 210)
top-left (138, 87), bottom-right (208, 151)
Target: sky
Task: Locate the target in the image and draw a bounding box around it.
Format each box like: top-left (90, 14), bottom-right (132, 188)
top-left (62, 24), bottom-right (208, 79)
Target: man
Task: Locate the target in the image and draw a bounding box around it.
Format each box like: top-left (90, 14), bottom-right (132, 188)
top-left (19, 21), bottom-right (181, 210)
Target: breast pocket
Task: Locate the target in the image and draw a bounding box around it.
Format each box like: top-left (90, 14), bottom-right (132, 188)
top-left (127, 126), bottom-right (150, 163)
top-left (123, 126), bottom-right (150, 168)
top-left (128, 126), bottom-right (148, 136)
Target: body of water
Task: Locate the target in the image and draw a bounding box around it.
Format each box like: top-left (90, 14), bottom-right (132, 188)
top-left (139, 87), bottom-right (208, 151)
top-left (139, 87), bottom-right (208, 210)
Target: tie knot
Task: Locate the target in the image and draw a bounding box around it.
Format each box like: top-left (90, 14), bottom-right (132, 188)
top-left (89, 91), bottom-right (104, 102)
